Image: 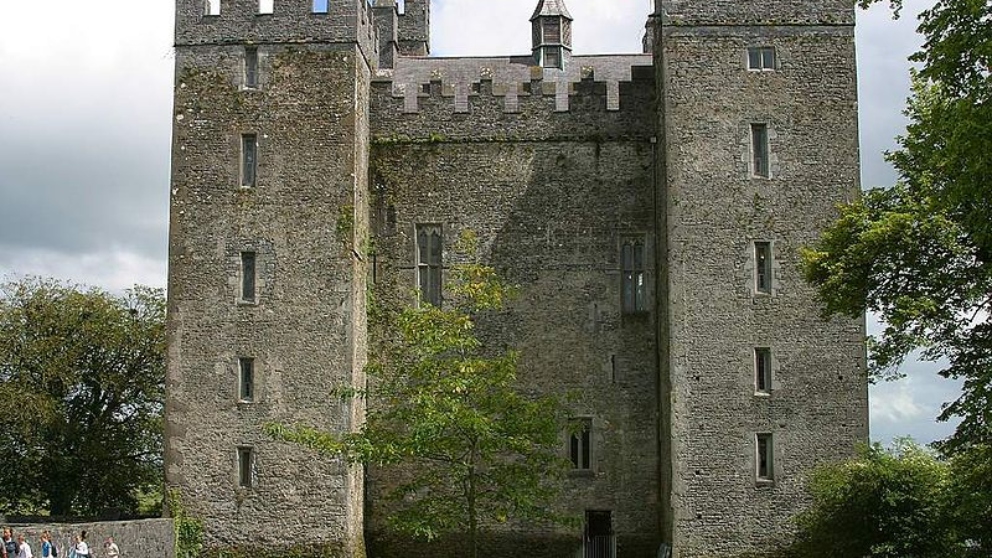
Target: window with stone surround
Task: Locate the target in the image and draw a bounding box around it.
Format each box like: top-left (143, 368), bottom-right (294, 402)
top-left (241, 251), bottom-right (256, 302)
top-left (205, 0), bottom-right (220, 16)
top-left (237, 447), bottom-right (254, 488)
top-left (755, 348), bottom-right (772, 394)
top-left (754, 241), bottom-right (773, 295)
top-left (416, 224), bottom-right (442, 307)
top-left (239, 357), bottom-right (255, 402)
top-left (569, 418), bottom-right (592, 471)
top-left (621, 238), bottom-right (646, 313)
top-left (244, 47), bottom-right (258, 89)
top-left (543, 46), bottom-right (562, 69)
top-left (312, 0), bottom-right (329, 14)
top-left (748, 46), bottom-right (776, 71)
top-left (241, 134), bottom-right (258, 187)
top-left (751, 123), bottom-right (770, 178)
top-left (756, 434), bottom-right (774, 482)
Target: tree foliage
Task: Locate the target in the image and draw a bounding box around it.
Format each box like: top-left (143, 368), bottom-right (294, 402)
top-left (790, 440), bottom-right (988, 558)
top-left (0, 277), bottom-right (165, 516)
top-left (805, 0), bottom-right (992, 451)
top-left (267, 231), bottom-right (571, 558)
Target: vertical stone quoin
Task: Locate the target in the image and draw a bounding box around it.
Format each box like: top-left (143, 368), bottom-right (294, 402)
top-left (166, 0), bottom-right (373, 555)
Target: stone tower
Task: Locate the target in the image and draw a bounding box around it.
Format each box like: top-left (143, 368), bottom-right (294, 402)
top-left (165, 0), bottom-right (379, 553)
top-left (652, 0), bottom-right (868, 555)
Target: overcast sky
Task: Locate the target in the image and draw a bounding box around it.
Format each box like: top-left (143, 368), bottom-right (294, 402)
top-left (0, 0), bottom-right (961, 446)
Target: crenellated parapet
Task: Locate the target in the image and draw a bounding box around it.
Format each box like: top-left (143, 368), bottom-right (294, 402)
top-left (175, 0), bottom-right (379, 67)
top-left (658, 0), bottom-right (855, 26)
top-left (372, 54), bottom-right (653, 130)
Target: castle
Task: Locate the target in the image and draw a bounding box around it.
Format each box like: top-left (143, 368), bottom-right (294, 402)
top-left (164, 1), bottom-right (869, 557)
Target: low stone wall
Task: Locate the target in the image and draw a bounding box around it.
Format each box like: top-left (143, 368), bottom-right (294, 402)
top-left (7, 519), bottom-right (173, 558)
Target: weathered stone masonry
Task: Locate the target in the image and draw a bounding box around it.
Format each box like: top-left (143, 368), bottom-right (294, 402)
top-left (165, 1), bottom-right (868, 557)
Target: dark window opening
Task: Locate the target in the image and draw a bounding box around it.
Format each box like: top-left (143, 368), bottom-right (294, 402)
top-left (237, 447), bottom-right (254, 488)
top-left (245, 47), bottom-right (258, 88)
top-left (543, 46), bottom-right (562, 69)
top-left (748, 46), bottom-right (776, 70)
top-left (755, 348), bottom-right (771, 393)
top-left (313, 0), bottom-right (329, 14)
top-left (622, 239), bottom-right (646, 313)
top-left (751, 123), bottom-right (769, 178)
top-left (239, 357), bottom-right (255, 402)
top-left (241, 251), bottom-right (257, 302)
top-left (242, 134), bottom-right (257, 187)
top-left (584, 511), bottom-right (615, 558)
top-left (755, 242), bottom-right (772, 294)
top-left (416, 225), bottom-right (442, 306)
top-left (757, 434), bottom-right (774, 481)
top-left (569, 418), bottom-right (592, 470)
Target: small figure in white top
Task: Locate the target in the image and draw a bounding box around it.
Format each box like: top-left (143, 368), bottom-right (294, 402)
top-left (73, 533), bottom-right (88, 558)
top-left (103, 539), bottom-right (117, 558)
top-left (15, 534), bottom-right (32, 558)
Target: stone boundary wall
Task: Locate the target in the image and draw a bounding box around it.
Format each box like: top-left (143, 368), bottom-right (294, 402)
top-left (5, 519), bottom-right (173, 558)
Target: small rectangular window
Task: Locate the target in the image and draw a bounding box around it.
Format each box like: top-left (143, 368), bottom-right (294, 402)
top-left (245, 48), bottom-right (258, 88)
top-left (622, 238), bottom-right (647, 313)
top-left (241, 251), bottom-right (256, 302)
top-left (543, 47), bottom-right (561, 69)
top-left (239, 357), bottom-right (255, 402)
top-left (747, 46), bottom-right (776, 71)
top-left (258, 0), bottom-right (273, 14)
top-left (755, 348), bottom-right (772, 393)
top-left (754, 242), bottom-right (772, 295)
top-left (756, 434), bottom-right (774, 482)
top-left (751, 123), bottom-right (769, 178)
top-left (569, 418), bottom-right (592, 471)
top-left (543, 18), bottom-right (562, 44)
top-left (313, 0), bottom-right (329, 14)
top-left (416, 225), bottom-right (442, 307)
top-left (205, 0), bottom-right (221, 16)
top-left (237, 447), bottom-right (254, 488)
top-left (242, 134), bottom-right (257, 187)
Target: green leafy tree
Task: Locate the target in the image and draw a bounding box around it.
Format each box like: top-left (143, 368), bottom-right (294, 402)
top-left (944, 443), bottom-right (992, 554)
top-left (806, 0), bottom-right (992, 451)
top-left (791, 440), bottom-right (957, 558)
top-left (0, 277), bottom-right (165, 516)
top-left (267, 231), bottom-right (572, 558)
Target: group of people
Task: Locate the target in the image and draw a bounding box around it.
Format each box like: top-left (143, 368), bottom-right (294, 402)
top-left (0, 529), bottom-right (119, 558)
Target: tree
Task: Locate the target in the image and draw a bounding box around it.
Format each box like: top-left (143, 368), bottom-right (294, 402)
top-left (0, 277), bottom-right (166, 516)
top-left (805, 0), bottom-right (992, 451)
top-left (267, 231), bottom-right (572, 558)
top-left (791, 440), bottom-right (957, 558)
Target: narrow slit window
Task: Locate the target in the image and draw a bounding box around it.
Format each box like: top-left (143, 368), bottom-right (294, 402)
top-left (416, 225), bottom-right (442, 307)
top-left (313, 0), bottom-right (329, 14)
top-left (622, 238), bottom-right (647, 313)
top-left (241, 251), bottom-right (257, 302)
top-left (237, 447), bottom-right (254, 488)
top-left (239, 357), bottom-right (255, 402)
top-left (205, 0), bottom-right (221, 16)
top-left (751, 123), bottom-right (769, 178)
top-left (747, 46), bottom-right (776, 71)
top-left (569, 418), bottom-right (592, 471)
top-left (755, 348), bottom-right (772, 393)
top-left (756, 434), bottom-right (774, 481)
top-left (242, 134), bottom-right (257, 187)
top-left (258, 0), bottom-right (273, 14)
top-left (754, 242), bottom-right (772, 295)
top-left (245, 47), bottom-right (258, 88)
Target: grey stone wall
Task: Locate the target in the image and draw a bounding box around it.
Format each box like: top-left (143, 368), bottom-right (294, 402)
top-left (7, 519), bottom-right (173, 558)
top-left (165, 37), bottom-right (371, 556)
top-left (659, 0), bottom-right (854, 26)
top-left (656, 16), bottom-right (868, 558)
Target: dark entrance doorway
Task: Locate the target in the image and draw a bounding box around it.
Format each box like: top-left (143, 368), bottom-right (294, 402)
top-left (584, 510), bottom-right (615, 558)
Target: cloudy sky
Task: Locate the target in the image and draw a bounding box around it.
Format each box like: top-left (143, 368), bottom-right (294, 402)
top-left (0, 0), bottom-right (961, 445)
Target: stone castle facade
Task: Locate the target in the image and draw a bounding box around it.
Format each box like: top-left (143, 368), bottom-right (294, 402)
top-left (164, 1), bottom-right (868, 557)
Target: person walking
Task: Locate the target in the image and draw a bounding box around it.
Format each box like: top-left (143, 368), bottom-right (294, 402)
top-left (39, 533), bottom-right (51, 558)
top-left (3, 529), bottom-right (18, 558)
top-left (72, 534), bottom-right (87, 558)
top-left (15, 534), bottom-right (31, 558)
top-left (102, 539), bottom-right (117, 558)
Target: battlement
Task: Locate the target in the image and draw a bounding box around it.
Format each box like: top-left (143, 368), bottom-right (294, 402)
top-left (175, 0), bottom-right (378, 57)
top-left (370, 55), bottom-right (655, 142)
top-left (658, 0), bottom-right (855, 26)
